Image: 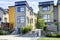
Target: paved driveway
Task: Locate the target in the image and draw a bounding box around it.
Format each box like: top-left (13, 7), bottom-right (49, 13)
top-left (0, 35), bottom-right (38, 40)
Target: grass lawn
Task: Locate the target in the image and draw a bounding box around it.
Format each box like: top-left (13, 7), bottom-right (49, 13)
top-left (38, 38), bottom-right (60, 40)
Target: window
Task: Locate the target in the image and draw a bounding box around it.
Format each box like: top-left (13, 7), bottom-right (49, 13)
top-left (35, 19), bottom-right (37, 24)
top-left (0, 18), bottom-right (2, 21)
top-left (27, 17), bottom-right (29, 23)
top-left (4, 18), bottom-right (7, 22)
top-left (30, 12), bottom-right (33, 15)
top-left (43, 14), bottom-right (50, 22)
top-left (30, 18), bottom-right (33, 24)
top-left (42, 6), bottom-right (50, 11)
top-left (17, 16), bottom-right (24, 24)
top-left (17, 7), bottom-right (24, 12)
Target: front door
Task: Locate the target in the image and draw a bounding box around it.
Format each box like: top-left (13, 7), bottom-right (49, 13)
top-left (18, 28), bottom-right (21, 34)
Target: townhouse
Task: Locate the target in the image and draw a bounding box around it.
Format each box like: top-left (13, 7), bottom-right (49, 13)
top-left (0, 7), bottom-right (9, 28)
top-left (38, 0), bottom-right (60, 31)
top-left (9, 1), bottom-right (37, 33)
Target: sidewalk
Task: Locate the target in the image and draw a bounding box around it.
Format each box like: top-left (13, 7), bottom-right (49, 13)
top-left (0, 35), bottom-right (39, 40)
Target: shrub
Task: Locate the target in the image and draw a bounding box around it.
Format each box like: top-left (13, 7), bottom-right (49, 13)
top-left (45, 33), bottom-right (52, 37)
top-left (51, 33), bottom-right (57, 37)
top-left (27, 25), bottom-right (32, 31)
top-left (0, 27), bottom-right (9, 35)
top-left (3, 31), bottom-right (8, 35)
top-left (0, 30), bottom-right (9, 35)
top-left (57, 34), bottom-right (60, 37)
top-left (3, 27), bottom-right (10, 31)
top-left (0, 28), bottom-right (2, 30)
top-left (21, 27), bottom-right (28, 34)
top-left (45, 33), bottom-right (57, 37)
top-left (0, 30), bottom-right (3, 35)
top-left (21, 25), bottom-right (32, 34)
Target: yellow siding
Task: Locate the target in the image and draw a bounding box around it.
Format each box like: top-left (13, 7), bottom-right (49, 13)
top-left (9, 6), bottom-right (15, 28)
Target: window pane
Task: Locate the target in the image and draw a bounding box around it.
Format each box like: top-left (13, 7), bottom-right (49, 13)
top-left (47, 20), bottom-right (50, 22)
top-left (27, 17), bottom-right (29, 23)
top-left (42, 6), bottom-right (50, 11)
top-left (17, 7), bottom-right (20, 12)
top-left (30, 19), bottom-right (33, 24)
top-left (43, 14), bottom-right (50, 19)
top-left (17, 7), bottom-right (24, 12)
top-left (20, 17), bottom-right (24, 23)
top-left (4, 18), bottom-right (7, 22)
top-left (48, 6), bottom-right (50, 10)
top-left (48, 15), bottom-right (50, 18)
top-left (42, 7), bottom-right (48, 11)
top-left (43, 14), bottom-right (50, 22)
top-left (21, 7), bottom-right (24, 12)
top-left (0, 18), bottom-right (2, 21)
top-left (17, 16), bottom-right (24, 24)
top-left (43, 15), bottom-right (47, 19)
top-left (17, 18), bottom-right (20, 24)
top-left (45, 19), bottom-right (50, 22)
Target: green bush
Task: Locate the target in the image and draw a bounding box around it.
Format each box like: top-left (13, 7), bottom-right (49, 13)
top-left (45, 30), bottom-right (55, 32)
top-left (21, 27), bottom-right (28, 34)
top-left (45, 33), bottom-right (57, 37)
top-left (21, 25), bottom-right (32, 34)
top-left (46, 33), bottom-right (60, 37)
top-left (3, 27), bottom-right (10, 31)
top-left (51, 33), bottom-right (57, 37)
top-left (3, 31), bottom-right (8, 35)
top-left (0, 30), bottom-right (3, 35)
top-left (45, 33), bottom-right (52, 37)
top-left (0, 30), bottom-right (9, 35)
top-left (0, 28), bottom-right (2, 30)
top-left (0, 27), bottom-right (9, 35)
top-left (57, 34), bottom-right (60, 37)
top-left (27, 25), bottom-right (32, 31)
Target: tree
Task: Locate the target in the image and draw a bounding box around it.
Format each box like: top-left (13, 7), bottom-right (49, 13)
top-left (36, 18), bottom-right (45, 29)
top-left (36, 11), bottom-right (46, 29)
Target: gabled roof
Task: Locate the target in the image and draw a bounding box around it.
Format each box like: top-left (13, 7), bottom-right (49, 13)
top-left (0, 7), bottom-right (6, 14)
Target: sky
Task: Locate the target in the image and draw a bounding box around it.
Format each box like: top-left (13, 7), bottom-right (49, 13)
top-left (0, 0), bottom-right (58, 13)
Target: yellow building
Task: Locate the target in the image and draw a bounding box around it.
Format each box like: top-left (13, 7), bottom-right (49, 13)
top-left (9, 6), bottom-right (16, 29)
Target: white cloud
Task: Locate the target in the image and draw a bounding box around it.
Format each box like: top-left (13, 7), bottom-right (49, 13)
top-left (27, 2), bottom-right (38, 13)
top-left (0, 0), bottom-right (26, 2)
top-left (0, 1), bottom-right (14, 9)
top-left (54, 0), bottom-right (58, 5)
